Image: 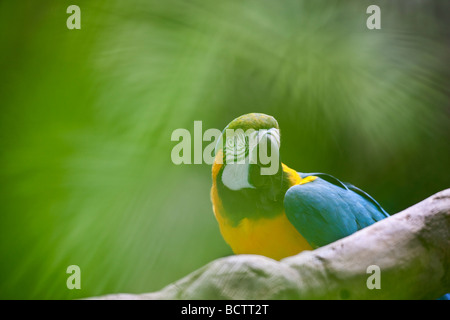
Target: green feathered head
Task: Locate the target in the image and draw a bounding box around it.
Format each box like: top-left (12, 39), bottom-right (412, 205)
top-left (215, 113), bottom-right (281, 190)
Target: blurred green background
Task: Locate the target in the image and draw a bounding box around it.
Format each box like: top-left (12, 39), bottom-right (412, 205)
top-left (0, 0), bottom-right (449, 299)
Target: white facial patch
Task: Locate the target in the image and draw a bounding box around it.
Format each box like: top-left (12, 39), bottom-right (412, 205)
top-left (222, 163), bottom-right (255, 190)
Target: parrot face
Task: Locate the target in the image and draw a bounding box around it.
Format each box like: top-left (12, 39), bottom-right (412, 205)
top-left (215, 113), bottom-right (282, 192)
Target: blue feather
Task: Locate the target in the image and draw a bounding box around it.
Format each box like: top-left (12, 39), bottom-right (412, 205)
top-left (284, 173), bottom-right (389, 248)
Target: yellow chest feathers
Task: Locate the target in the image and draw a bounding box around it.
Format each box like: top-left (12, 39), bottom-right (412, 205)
top-left (211, 163), bottom-right (314, 260)
top-left (216, 212), bottom-right (312, 260)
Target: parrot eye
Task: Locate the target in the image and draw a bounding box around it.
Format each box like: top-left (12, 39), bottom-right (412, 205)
top-left (226, 138), bottom-right (235, 149)
top-left (224, 134), bottom-right (249, 163)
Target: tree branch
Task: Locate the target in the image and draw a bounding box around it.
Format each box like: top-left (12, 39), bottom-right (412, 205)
top-left (92, 189), bottom-right (450, 300)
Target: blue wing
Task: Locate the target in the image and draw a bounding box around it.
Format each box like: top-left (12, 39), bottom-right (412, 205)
top-left (284, 172), bottom-right (389, 248)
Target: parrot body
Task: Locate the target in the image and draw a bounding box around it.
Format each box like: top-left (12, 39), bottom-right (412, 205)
top-left (212, 160), bottom-right (314, 260)
top-left (211, 113), bottom-right (389, 260)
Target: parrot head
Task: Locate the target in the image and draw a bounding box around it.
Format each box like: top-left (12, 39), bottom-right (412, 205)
top-left (214, 113), bottom-right (282, 196)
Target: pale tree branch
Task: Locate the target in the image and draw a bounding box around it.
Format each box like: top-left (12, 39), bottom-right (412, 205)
top-left (92, 189), bottom-right (450, 300)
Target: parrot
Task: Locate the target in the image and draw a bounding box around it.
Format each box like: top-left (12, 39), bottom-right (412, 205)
top-left (210, 113), bottom-right (389, 261)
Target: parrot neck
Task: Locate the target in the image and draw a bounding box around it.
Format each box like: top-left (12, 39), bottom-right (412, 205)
top-left (213, 162), bottom-right (297, 226)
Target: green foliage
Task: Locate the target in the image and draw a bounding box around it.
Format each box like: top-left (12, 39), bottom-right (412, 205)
top-left (0, 0), bottom-right (448, 299)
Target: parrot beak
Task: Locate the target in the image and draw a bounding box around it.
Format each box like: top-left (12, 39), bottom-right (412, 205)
top-left (247, 128), bottom-right (282, 194)
top-left (249, 128), bottom-right (280, 177)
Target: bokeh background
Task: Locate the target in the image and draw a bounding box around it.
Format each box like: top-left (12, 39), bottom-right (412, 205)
top-left (0, 0), bottom-right (449, 299)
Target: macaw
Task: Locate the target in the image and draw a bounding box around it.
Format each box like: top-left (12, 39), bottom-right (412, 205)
top-left (211, 113), bottom-right (389, 261)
